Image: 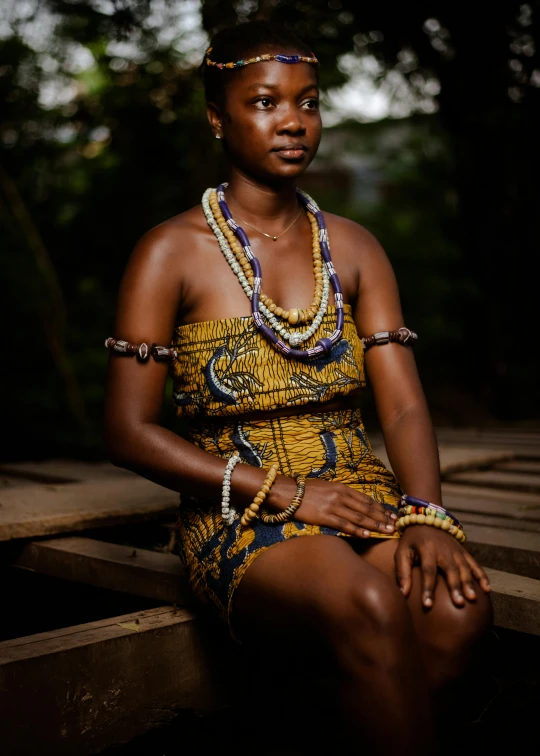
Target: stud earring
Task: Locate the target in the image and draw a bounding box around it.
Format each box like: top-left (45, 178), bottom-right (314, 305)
top-left (215, 134), bottom-right (221, 140)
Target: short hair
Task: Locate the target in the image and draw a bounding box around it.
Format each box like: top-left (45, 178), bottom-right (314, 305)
top-left (199, 20), bottom-right (319, 108)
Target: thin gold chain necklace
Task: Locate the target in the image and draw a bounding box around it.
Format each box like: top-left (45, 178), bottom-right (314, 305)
top-left (232, 206), bottom-right (303, 241)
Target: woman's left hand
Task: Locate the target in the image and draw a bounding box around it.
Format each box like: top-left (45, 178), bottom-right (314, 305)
top-left (394, 525), bottom-right (492, 608)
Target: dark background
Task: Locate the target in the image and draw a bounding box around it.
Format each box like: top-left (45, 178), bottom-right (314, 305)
top-left (1, 0), bottom-right (539, 462)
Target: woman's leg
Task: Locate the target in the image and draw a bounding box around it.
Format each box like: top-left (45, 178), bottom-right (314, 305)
top-left (360, 539), bottom-right (493, 691)
top-left (232, 535), bottom-right (436, 756)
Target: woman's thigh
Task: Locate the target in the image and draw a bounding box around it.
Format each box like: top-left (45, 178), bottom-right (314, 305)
top-left (231, 534), bottom-right (409, 650)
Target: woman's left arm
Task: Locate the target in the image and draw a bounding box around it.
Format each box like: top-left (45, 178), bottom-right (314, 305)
top-left (351, 223), bottom-right (491, 608)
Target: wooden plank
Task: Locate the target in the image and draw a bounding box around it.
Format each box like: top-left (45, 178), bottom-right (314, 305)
top-left (12, 537), bottom-right (188, 605)
top-left (485, 567), bottom-right (540, 636)
top-left (371, 443), bottom-right (516, 478)
top-left (0, 477), bottom-right (179, 542)
top-left (446, 469), bottom-right (540, 494)
top-left (434, 429), bottom-right (540, 449)
top-left (465, 524), bottom-right (540, 579)
top-left (0, 460), bottom-right (134, 490)
top-left (493, 459), bottom-right (540, 475)
top-left (0, 606), bottom-right (236, 756)
top-left (458, 511), bottom-right (540, 533)
top-left (441, 483), bottom-right (540, 523)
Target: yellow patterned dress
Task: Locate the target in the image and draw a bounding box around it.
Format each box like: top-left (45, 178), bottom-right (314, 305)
top-left (171, 304), bottom-right (401, 639)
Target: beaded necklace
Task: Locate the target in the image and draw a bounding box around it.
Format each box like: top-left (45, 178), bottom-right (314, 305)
top-left (202, 189), bottom-right (330, 346)
top-left (214, 183), bottom-right (344, 360)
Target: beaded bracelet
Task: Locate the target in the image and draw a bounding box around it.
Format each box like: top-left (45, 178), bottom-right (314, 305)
top-left (396, 494), bottom-right (466, 543)
top-left (221, 451), bottom-right (242, 525)
top-left (105, 337), bottom-right (177, 362)
top-left (240, 464), bottom-right (279, 527)
top-left (260, 474), bottom-right (306, 525)
top-left (361, 327), bottom-right (418, 352)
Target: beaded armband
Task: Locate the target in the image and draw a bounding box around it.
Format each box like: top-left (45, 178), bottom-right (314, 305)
top-left (105, 337), bottom-right (177, 362)
top-left (361, 327), bottom-right (418, 352)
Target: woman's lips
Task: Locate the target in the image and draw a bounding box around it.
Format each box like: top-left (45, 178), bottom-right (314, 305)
top-left (275, 148), bottom-right (306, 158)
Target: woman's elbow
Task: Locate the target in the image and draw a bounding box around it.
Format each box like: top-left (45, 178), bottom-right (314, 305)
top-left (103, 419), bottom-right (140, 470)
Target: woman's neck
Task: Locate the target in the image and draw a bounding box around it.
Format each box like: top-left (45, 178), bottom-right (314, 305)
top-left (223, 171), bottom-right (300, 228)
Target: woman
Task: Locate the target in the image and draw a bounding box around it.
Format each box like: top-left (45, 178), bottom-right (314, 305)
top-left (104, 21), bottom-right (492, 755)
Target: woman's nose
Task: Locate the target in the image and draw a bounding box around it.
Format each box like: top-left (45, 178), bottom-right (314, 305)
top-left (276, 105), bottom-right (306, 134)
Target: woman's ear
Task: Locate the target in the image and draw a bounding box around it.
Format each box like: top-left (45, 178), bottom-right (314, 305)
top-left (207, 102), bottom-right (223, 140)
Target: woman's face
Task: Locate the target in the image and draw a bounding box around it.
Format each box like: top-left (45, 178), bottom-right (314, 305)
top-left (209, 53), bottom-right (322, 183)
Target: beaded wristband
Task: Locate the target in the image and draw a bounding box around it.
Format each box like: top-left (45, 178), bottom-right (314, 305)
top-left (361, 328), bottom-right (418, 352)
top-left (240, 464), bottom-right (279, 527)
top-left (396, 494), bottom-right (466, 543)
top-left (221, 451), bottom-right (242, 525)
top-left (261, 474), bottom-right (306, 525)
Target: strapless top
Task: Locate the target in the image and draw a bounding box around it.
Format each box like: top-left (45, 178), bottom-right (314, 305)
top-left (169, 304), bottom-right (366, 418)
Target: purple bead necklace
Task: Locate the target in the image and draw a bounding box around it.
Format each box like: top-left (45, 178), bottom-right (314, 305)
top-left (216, 183), bottom-right (344, 360)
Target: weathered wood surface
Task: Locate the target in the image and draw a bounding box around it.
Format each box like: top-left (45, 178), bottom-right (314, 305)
top-left (484, 567), bottom-right (540, 636)
top-left (0, 476), bottom-right (178, 542)
top-left (441, 484), bottom-right (540, 522)
top-left (0, 460), bottom-right (132, 488)
top-left (0, 606), bottom-right (235, 756)
top-left (465, 524), bottom-right (540, 580)
top-left (12, 537), bottom-right (188, 605)
top-left (433, 429), bottom-right (540, 450)
top-left (446, 469), bottom-right (540, 493)
top-left (371, 444), bottom-right (517, 477)
top-left (494, 459), bottom-right (540, 474)
top-left (1, 567), bottom-right (539, 756)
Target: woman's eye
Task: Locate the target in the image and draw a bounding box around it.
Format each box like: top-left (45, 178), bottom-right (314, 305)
top-left (303, 99), bottom-right (320, 110)
top-left (255, 98), bottom-right (273, 108)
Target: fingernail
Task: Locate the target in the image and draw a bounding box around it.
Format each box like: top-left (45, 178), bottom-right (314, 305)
top-left (454, 590), bottom-right (463, 600)
top-left (363, 530), bottom-right (370, 537)
top-left (390, 513), bottom-right (398, 520)
top-left (386, 523), bottom-right (394, 531)
top-left (423, 596), bottom-right (432, 607)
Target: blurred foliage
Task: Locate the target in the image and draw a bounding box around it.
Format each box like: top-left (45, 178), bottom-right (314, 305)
top-left (0, 1), bottom-right (539, 460)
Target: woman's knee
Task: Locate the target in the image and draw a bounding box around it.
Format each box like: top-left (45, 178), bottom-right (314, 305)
top-left (412, 574), bottom-right (493, 684)
top-left (321, 569), bottom-right (414, 665)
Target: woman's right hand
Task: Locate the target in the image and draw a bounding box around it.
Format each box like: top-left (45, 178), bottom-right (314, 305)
top-left (266, 475), bottom-right (398, 537)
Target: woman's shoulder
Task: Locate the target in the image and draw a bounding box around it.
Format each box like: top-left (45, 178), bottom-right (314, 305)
top-left (137, 204), bottom-right (207, 250)
top-left (128, 204), bottom-right (211, 271)
top-left (322, 210), bottom-right (387, 263)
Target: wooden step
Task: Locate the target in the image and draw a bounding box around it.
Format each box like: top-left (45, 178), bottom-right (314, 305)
top-left (0, 477), bottom-right (179, 541)
top-left (441, 483), bottom-right (540, 524)
top-left (0, 606), bottom-right (236, 756)
top-left (11, 536), bottom-right (188, 605)
top-left (2, 549), bottom-right (540, 754)
top-left (494, 459), bottom-right (540, 475)
top-left (445, 469), bottom-right (540, 494)
top-left (484, 567), bottom-right (540, 636)
top-left (465, 524), bottom-right (540, 580)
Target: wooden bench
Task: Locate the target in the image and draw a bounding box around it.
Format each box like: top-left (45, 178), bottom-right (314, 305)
top-left (2, 430), bottom-right (540, 754)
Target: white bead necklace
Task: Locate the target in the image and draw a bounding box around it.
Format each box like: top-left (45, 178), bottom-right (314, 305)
top-left (202, 188), bottom-right (330, 347)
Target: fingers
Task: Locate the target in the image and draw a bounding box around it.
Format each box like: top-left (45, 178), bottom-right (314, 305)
top-left (345, 489), bottom-right (398, 525)
top-left (441, 559), bottom-right (466, 607)
top-left (419, 554), bottom-right (439, 608)
top-left (395, 542), bottom-right (414, 597)
top-left (339, 502), bottom-right (397, 536)
top-left (453, 551), bottom-right (479, 602)
top-left (463, 551), bottom-right (492, 593)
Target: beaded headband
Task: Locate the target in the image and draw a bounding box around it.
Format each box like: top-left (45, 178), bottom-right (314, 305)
top-left (205, 47), bottom-right (318, 70)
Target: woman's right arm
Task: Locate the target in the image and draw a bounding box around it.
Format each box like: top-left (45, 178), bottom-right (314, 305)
top-left (104, 223), bottom-right (395, 537)
top-left (103, 223), bottom-right (270, 507)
